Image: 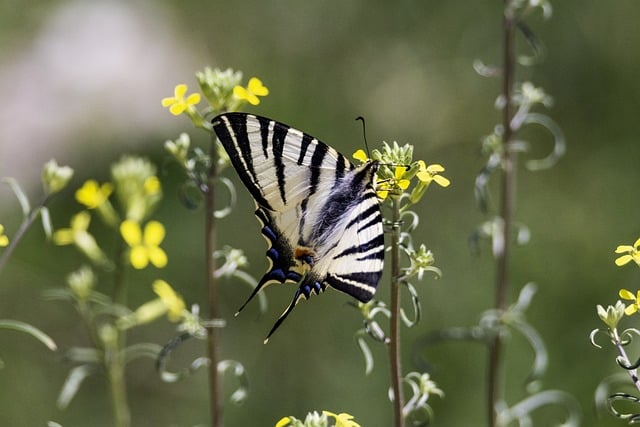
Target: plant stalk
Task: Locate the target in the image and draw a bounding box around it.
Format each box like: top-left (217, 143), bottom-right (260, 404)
top-left (389, 196), bottom-right (405, 427)
top-left (205, 136), bottom-right (222, 427)
top-left (108, 353), bottom-right (131, 427)
top-left (0, 196), bottom-right (50, 273)
top-left (108, 213), bottom-right (131, 427)
top-left (488, 2), bottom-right (516, 426)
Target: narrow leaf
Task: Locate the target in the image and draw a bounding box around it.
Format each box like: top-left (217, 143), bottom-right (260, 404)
top-left (123, 342), bottom-right (162, 364)
top-left (2, 178), bottom-right (31, 215)
top-left (64, 347), bottom-right (101, 364)
top-left (0, 319), bottom-right (57, 351)
top-left (40, 206), bottom-right (53, 239)
top-left (57, 364), bottom-right (97, 409)
top-left (355, 331), bottom-right (375, 375)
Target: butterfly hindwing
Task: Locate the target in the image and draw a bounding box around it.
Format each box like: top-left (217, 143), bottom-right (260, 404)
top-left (212, 113), bottom-right (384, 340)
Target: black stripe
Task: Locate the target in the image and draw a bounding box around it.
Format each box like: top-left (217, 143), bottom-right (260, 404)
top-left (271, 121), bottom-right (288, 206)
top-left (357, 210), bottom-right (382, 233)
top-left (345, 200), bottom-right (381, 230)
top-left (351, 161), bottom-right (377, 189)
top-left (298, 134), bottom-right (313, 165)
top-left (335, 153), bottom-right (346, 181)
top-left (298, 199), bottom-right (308, 244)
top-left (257, 115), bottom-right (270, 159)
top-left (213, 115), bottom-right (273, 210)
top-left (325, 272), bottom-right (379, 302)
top-left (309, 141), bottom-right (328, 193)
top-left (333, 232), bottom-right (384, 260)
top-left (356, 248), bottom-right (385, 261)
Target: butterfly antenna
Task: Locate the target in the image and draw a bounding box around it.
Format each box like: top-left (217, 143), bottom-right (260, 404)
top-left (355, 116), bottom-right (372, 158)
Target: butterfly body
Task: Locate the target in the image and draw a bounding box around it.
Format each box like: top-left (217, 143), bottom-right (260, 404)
top-left (212, 113), bottom-right (384, 340)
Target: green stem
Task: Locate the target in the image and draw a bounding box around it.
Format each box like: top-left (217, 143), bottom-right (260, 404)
top-left (614, 337), bottom-right (640, 392)
top-left (488, 2), bottom-right (516, 426)
top-left (107, 351), bottom-right (130, 427)
top-left (0, 196), bottom-right (50, 274)
top-left (112, 236), bottom-right (128, 307)
top-left (388, 196), bottom-right (405, 427)
top-left (205, 135), bottom-right (222, 427)
top-left (109, 217), bottom-right (131, 426)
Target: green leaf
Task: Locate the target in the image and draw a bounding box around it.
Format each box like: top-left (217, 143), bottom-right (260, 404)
top-left (399, 282), bottom-right (421, 328)
top-left (157, 333), bottom-right (210, 383)
top-left (2, 178), bottom-right (31, 216)
top-left (213, 176), bottom-right (237, 219)
top-left (65, 347), bottom-right (101, 364)
top-left (523, 113), bottom-right (566, 171)
top-left (0, 319), bottom-right (57, 351)
top-left (57, 364), bottom-right (98, 409)
top-left (40, 206), bottom-right (53, 239)
top-left (355, 330), bottom-right (375, 375)
top-left (122, 342), bottom-right (162, 364)
top-left (218, 359), bottom-right (249, 405)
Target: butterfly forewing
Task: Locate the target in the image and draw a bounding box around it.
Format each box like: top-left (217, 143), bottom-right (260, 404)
top-left (212, 113), bottom-right (384, 340)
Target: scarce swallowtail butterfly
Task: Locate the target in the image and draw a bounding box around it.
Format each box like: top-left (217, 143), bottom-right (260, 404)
top-left (212, 113), bottom-right (384, 341)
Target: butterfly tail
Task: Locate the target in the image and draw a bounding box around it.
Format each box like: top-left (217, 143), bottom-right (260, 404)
top-left (235, 271), bottom-right (282, 316)
top-left (263, 278), bottom-right (326, 343)
top-left (263, 289), bottom-right (304, 344)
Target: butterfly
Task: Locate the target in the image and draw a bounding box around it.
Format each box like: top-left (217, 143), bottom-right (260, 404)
top-left (212, 113), bottom-right (384, 341)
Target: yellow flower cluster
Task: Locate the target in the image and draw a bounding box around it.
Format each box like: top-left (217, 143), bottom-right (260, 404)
top-left (353, 148), bottom-right (450, 202)
top-left (161, 74), bottom-right (269, 122)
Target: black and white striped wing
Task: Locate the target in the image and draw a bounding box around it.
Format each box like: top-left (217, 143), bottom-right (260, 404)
top-left (212, 113), bottom-right (384, 340)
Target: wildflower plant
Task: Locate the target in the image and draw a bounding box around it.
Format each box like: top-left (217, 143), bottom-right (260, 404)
top-left (591, 237), bottom-right (640, 423)
top-left (0, 160), bottom-right (72, 368)
top-left (275, 410), bottom-right (362, 427)
top-left (351, 141), bottom-right (448, 425)
top-left (162, 65), bottom-right (450, 426)
top-left (39, 154), bottom-right (217, 427)
top-left (412, 1), bottom-right (580, 426)
top-left (161, 67), bottom-right (270, 427)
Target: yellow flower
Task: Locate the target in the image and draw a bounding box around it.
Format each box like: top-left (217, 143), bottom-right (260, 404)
top-left (619, 289), bottom-right (640, 316)
top-left (120, 220), bottom-right (167, 269)
top-left (416, 161), bottom-right (450, 188)
top-left (615, 237), bottom-right (640, 267)
top-left (161, 84), bottom-right (201, 115)
top-left (76, 180), bottom-right (113, 209)
top-left (376, 166), bottom-right (409, 201)
top-left (394, 166), bottom-right (410, 189)
top-left (275, 417), bottom-right (292, 427)
top-left (144, 176), bottom-right (161, 195)
top-left (119, 280), bottom-right (186, 328)
top-left (352, 149), bottom-right (369, 163)
top-left (153, 280), bottom-right (186, 322)
top-left (375, 181), bottom-right (390, 201)
top-left (322, 411), bottom-right (361, 427)
top-left (353, 149), bottom-right (409, 200)
top-left (0, 224), bottom-right (9, 247)
top-left (53, 211), bottom-right (91, 245)
top-left (233, 77), bottom-right (269, 106)
top-left (53, 212), bottom-right (110, 265)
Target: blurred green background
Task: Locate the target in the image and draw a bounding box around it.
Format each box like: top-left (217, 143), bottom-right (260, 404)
top-left (1, 1), bottom-right (639, 426)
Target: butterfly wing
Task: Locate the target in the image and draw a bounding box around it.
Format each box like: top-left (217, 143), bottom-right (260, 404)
top-left (264, 177), bottom-right (384, 341)
top-left (212, 113), bottom-right (384, 339)
top-left (213, 113), bottom-right (348, 212)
